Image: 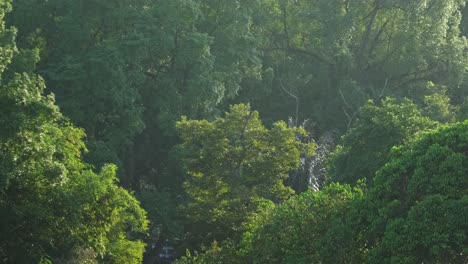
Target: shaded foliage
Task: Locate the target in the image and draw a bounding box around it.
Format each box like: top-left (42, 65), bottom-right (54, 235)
top-left (328, 97), bottom-right (437, 185)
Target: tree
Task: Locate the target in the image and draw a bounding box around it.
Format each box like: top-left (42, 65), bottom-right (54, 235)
top-left (131, 0), bottom-right (264, 189)
top-left (328, 97), bottom-right (437, 185)
top-left (239, 183), bottom-right (364, 263)
top-left (7, 0), bottom-right (148, 188)
top-left (175, 183), bottom-right (364, 264)
top-left (236, 0), bottom-right (467, 134)
top-left (341, 121), bottom-right (468, 263)
top-left (177, 121), bottom-right (468, 264)
top-left (8, 0), bottom-right (265, 191)
top-left (422, 82), bottom-right (459, 123)
top-left (331, 123), bottom-right (468, 264)
top-left (0, 2), bottom-right (148, 262)
top-left (176, 104), bottom-right (314, 248)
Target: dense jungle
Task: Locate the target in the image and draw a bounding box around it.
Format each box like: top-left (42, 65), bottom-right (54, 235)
top-left (0, 0), bottom-right (467, 263)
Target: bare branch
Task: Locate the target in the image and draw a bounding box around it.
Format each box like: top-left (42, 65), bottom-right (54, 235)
top-left (279, 78), bottom-right (300, 127)
top-left (338, 88), bottom-right (352, 109)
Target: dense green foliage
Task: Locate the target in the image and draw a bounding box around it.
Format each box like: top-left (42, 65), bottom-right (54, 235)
top-left (239, 0), bottom-right (468, 131)
top-left (356, 121), bottom-right (468, 263)
top-left (7, 0), bottom-right (264, 190)
top-left (237, 183), bottom-right (364, 263)
top-left (8, 0), bottom-right (147, 176)
top-left (329, 97), bottom-right (437, 185)
top-left (9, 0), bottom-right (468, 190)
top-left (178, 121), bottom-right (468, 264)
top-left (0, 1), bottom-right (147, 262)
top-left (1, 0), bottom-right (468, 263)
top-left (176, 104), bottom-right (314, 247)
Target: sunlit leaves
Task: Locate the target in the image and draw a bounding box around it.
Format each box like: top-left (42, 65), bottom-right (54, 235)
top-left (176, 104), bottom-right (314, 247)
top-left (0, 2), bottom-right (148, 261)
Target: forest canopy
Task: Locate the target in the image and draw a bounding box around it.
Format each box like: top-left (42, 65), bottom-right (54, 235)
top-left (1, 0), bottom-right (467, 263)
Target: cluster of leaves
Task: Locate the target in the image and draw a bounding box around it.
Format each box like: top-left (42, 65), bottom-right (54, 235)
top-left (357, 121), bottom-right (468, 263)
top-left (328, 97), bottom-right (437, 185)
top-left (176, 104), bottom-right (315, 248)
top-left (0, 1), bottom-right (148, 262)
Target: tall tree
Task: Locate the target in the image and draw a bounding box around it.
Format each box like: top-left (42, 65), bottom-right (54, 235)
top-left (237, 0), bottom-right (467, 134)
top-left (7, 0), bottom-right (148, 187)
top-left (133, 0), bottom-right (263, 189)
top-left (0, 2), bottom-right (148, 262)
